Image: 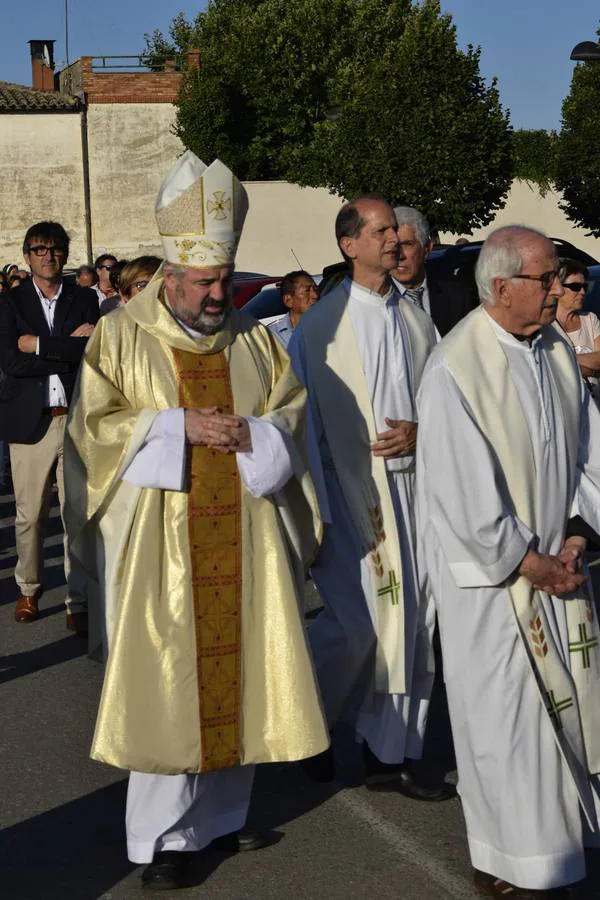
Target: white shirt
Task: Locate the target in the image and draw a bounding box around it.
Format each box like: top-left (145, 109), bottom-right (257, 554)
top-left (94, 284), bottom-right (110, 307)
top-left (33, 279), bottom-right (68, 408)
top-left (268, 313), bottom-right (293, 348)
top-left (346, 279), bottom-right (415, 473)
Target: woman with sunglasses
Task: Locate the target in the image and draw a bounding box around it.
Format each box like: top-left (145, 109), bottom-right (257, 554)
top-left (556, 257), bottom-right (600, 401)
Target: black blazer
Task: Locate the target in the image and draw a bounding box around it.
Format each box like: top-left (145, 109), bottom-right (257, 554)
top-left (0, 278), bottom-right (99, 443)
top-left (428, 277), bottom-right (478, 338)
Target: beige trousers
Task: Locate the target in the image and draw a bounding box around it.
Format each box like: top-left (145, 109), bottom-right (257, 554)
top-left (9, 416), bottom-right (86, 611)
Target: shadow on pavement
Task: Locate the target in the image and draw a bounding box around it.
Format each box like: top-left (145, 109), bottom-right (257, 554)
top-left (0, 633), bottom-right (87, 684)
top-left (0, 780), bottom-right (134, 900)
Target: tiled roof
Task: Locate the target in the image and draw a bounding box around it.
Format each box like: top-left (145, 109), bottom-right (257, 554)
top-left (0, 81), bottom-right (80, 111)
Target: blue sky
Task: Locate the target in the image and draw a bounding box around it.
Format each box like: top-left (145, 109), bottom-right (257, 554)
top-left (3, 0), bottom-right (599, 130)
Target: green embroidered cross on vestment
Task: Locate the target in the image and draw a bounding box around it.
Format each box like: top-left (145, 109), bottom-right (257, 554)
top-left (377, 570), bottom-right (400, 606)
top-left (569, 623), bottom-right (599, 670)
top-left (546, 690), bottom-right (574, 730)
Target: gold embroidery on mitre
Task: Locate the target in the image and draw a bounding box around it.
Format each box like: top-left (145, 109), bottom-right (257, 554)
top-left (165, 236), bottom-right (235, 268)
top-left (207, 190), bottom-right (232, 221)
top-left (174, 238), bottom-right (199, 265)
top-left (171, 348), bottom-right (242, 772)
top-left (156, 179), bottom-right (205, 237)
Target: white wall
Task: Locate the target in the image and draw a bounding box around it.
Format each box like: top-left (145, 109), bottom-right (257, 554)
top-left (237, 181), bottom-right (343, 276)
top-left (87, 103), bottom-right (183, 262)
top-left (0, 113), bottom-right (86, 268)
top-left (441, 179), bottom-right (600, 260)
top-left (4, 110), bottom-right (596, 277)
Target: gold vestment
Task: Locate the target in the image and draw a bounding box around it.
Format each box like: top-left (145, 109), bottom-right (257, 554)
top-left (64, 277), bottom-right (328, 774)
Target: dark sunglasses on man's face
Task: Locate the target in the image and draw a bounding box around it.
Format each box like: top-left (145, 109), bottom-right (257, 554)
top-left (98, 264), bottom-right (115, 271)
top-left (562, 281), bottom-right (588, 293)
top-left (27, 245), bottom-right (65, 257)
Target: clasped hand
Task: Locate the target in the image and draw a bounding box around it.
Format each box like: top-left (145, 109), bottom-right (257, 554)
top-left (519, 536), bottom-right (587, 596)
top-left (371, 418), bottom-right (417, 458)
top-left (184, 407), bottom-right (252, 454)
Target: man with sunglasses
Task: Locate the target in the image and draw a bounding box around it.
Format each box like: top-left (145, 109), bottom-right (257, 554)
top-left (0, 221), bottom-right (98, 632)
top-left (416, 225), bottom-right (600, 897)
top-left (94, 252), bottom-right (118, 306)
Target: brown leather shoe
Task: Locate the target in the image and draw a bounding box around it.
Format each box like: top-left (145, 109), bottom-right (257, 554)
top-left (473, 868), bottom-right (572, 898)
top-left (66, 610), bottom-right (88, 637)
top-left (15, 589), bottom-right (43, 623)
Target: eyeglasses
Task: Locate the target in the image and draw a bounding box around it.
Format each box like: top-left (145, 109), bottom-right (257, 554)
top-left (512, 269), bottom-right (561, 292)
top-left (98, 264), bottom-right (115, 271)
top-left (133, 280), bottom-right (150, 291)
top-left (27, 245), bottom-right (65, 257)
top-left (562, 281), bottom-right (588, 293)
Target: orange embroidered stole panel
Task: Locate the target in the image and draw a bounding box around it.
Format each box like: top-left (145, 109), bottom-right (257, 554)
top-left (172, 348), bottom-right (242, 772)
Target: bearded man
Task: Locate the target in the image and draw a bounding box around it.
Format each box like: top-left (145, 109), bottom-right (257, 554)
top-left (64, 152), bottom-right (328, 892)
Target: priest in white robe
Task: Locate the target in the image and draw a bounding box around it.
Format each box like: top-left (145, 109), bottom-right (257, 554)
top-left (416, 225), bottom-right (600, 897)
top-left (64, 153), bottom-right (328, 892)
top-left (290, 196), bottom-right (451, 799)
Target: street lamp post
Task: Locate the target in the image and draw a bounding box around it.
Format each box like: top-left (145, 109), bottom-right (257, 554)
top-left (570, 41), bottom-right (600, 62)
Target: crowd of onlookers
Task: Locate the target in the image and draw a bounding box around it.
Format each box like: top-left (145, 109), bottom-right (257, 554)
top-left (0, 253), bottom-right (163, 310)
top-left (0, 246), bottom-right (164, 493)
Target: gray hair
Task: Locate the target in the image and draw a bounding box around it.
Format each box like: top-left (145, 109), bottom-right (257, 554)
top-left (393, 206), bottom-right (430, 247)
top-left (164, 261), bottom-right (187, 280)
top-left (475, 225), bottom-right (548, 305)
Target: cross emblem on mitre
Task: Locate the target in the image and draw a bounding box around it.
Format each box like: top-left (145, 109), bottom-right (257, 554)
top-left (207, 190), bottom-right (232, 221)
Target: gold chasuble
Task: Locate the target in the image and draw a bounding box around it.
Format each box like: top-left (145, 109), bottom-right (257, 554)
top-left (64, 275), bottom-right (328, 775)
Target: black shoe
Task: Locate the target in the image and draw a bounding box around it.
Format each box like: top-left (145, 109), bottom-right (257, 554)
top-left (211, 829), bottom-right (271, 853)
top-left (141, 851), bottom-right (190, 891)
top-left (363, 744), bottom-right (456, 801)
top-left (298, 746), bottom-right (335, 783)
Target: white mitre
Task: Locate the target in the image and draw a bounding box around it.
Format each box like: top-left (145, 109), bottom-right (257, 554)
top-left (155, 150), bottom-right (249, 269)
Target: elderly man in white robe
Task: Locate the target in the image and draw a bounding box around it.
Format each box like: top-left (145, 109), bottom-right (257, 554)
top-left (416, 225), bottom-right (600, 898)
top-left (290, 195), bottom-right (452, 799)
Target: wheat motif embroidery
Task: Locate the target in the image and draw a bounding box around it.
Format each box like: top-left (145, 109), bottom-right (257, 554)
top-left (530, 614), bottom-right (548, 658)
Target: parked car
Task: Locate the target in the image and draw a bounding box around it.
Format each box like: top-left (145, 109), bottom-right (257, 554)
top-left (315, 238), bottom-right (600, 303)
top-left (583, 264), bottom-right (600, 317)
top-left (232, 273), bottom-right (281, 309)
top-left (243, 276), bottom-right (322, 323)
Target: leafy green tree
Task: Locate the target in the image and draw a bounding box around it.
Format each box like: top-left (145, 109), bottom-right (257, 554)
top-left (145, 0), bottom-right (514, 232)
top-left (511, 130), bottom-right (558, 196)
top-left (555, 32), bottom-right (600, 236)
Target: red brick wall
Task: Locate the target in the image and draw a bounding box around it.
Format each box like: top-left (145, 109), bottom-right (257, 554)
top-left (79, 56), bottom-right (187, 104)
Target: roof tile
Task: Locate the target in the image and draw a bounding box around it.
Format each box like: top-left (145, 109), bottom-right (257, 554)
top-left (0, 81), bottom-right (80, 111)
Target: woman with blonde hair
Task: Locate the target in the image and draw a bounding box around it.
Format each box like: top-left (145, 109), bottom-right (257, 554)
top-left (99, 256), bottom-right (162, 316)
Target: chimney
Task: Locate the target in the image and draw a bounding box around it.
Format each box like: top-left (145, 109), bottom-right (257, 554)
top-left (186, 49), bottom-right (201, 70)
top-left (29, 40), bottom-right (56, 91)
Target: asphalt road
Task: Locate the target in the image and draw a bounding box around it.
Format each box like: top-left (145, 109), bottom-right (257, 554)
top-left (2, 485), bottom-right (600, 900)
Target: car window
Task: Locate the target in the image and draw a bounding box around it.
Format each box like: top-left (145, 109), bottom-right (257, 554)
top-left (243, 287), bottom-right (286, 320)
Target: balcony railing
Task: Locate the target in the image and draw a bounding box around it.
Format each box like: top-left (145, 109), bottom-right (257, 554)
top-left (91, 55), bottom-right (185, 73)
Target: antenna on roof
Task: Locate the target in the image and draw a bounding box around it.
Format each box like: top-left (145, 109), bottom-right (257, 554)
top-left (290, 248), bottom-right (304, 269)
top-left (65, 0), bottom-right (70, 69)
